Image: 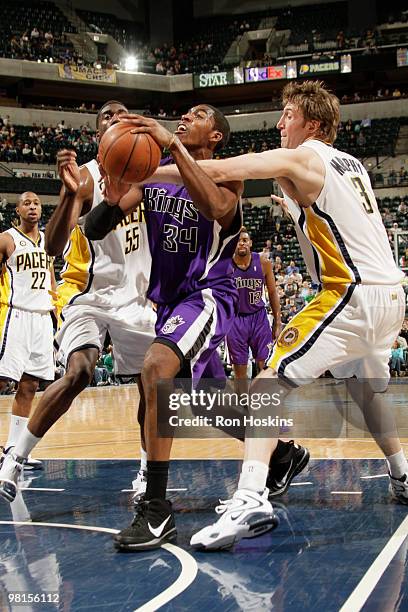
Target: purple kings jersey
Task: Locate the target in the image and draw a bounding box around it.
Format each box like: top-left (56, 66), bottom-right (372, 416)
top-left (233, 252), bottom-right (266, 314)
top-left (143, 158), bottom-right (243, 304)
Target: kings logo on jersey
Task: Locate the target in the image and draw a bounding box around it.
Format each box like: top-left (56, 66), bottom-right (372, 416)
top-left (161, 315), bottom-right (185, 335)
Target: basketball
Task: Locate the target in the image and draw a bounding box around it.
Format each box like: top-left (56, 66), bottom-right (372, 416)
top-left (98, 122), bottom-right (162, 183)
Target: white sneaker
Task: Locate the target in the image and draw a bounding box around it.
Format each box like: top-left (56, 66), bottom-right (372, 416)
top-left (0, 452), bottom-right (25, 502)
top-left (132, 469), bottom-right (147, 503)
top-left (190, 488), bottom-right (278, 550)
top-left (389, 472), bottom-right (408, 505)
top-left (1, 447), bottom-right (42, 471)
top-left (23, 455), bottom-right (43, 471)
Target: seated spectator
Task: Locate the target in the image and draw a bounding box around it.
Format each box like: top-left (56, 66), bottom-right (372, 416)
top-left (271, 243), bottom-right (283, 260)
top-left (390, 340), bottom-right (404, 376)
top-left (286, 260), bottom-right (299, 275)
top-left (398, 201), bottom-right (408, 215)
top-left (22, 143), bottom-right (32, 163)
top-left (33, 143), bottom-right (44, 163)
top-left (284, 281), bottom-right (298, 298)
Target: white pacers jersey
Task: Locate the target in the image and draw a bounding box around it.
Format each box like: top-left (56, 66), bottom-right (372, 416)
top-left (58, 159), bottom-right (152, 310)
top-left (0, 228), bottom-right (53, 313)
top-left (282, 139), bottom-right (404, 287)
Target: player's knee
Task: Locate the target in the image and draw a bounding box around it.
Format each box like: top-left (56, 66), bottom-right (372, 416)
top-left (141, 353), bottom-right (162, 388)
top-left (16, 378), bottom-right (38, 400)
top-left (66, 363), bottom-right (94, 391)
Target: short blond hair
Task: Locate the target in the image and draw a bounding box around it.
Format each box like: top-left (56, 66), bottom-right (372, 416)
top-left (282, 80), bottom-right (340, 144)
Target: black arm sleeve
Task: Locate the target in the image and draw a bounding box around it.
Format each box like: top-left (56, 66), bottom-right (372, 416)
top-left (84, 201), bottom-right (125, 240)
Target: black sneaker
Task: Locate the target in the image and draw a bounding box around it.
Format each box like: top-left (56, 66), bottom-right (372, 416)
top-left (267, 440), bottom-right (310, 497)
top-left (114, 499), bottom-right (176, 551)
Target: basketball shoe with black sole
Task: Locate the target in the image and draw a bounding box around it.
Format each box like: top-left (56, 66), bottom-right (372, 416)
top-left (267, 440), bottom-right (310, 498)
top-left (114, 498), bottom-right (176, 551)
top-left (389, 472), bottom-right (408, 505)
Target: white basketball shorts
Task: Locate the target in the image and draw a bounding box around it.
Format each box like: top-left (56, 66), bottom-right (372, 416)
top-left (0, 308), bottom-right (54, 382)
top-left (55, 301), bottom-right (156, 375)
top-left (267, 284), bottom-right (405, 392)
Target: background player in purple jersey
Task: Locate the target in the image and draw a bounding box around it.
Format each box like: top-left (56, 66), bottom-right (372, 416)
top-left (227, 227), bottom-right (281, 380)
top-left (85, 104), bottom-right (244, 550)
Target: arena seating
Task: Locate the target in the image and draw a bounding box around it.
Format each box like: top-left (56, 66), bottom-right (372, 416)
top-left (218, 117), bottom-right (402, 159)
top-left (77, 10), bottom-right (143, 50)
top-left (0, 0), bottom-right (77, 63)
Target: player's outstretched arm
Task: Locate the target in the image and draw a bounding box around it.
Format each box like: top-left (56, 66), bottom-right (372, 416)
top-left (149, 148), bottom-right (302, 185)
top-left (168, 137), bottom-right (243, 226)
top-left (45, 150), bottom-right (93, 256)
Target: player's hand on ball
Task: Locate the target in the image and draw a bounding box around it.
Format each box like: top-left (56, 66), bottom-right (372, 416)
top-left (57, 149), bottom-right (80, 194)
top-left (119, 113), bottom-right (174, 149)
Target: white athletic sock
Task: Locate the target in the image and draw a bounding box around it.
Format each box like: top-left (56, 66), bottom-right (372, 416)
top-left (140, 447), bottom-right (147, 472)
top-left (13, 425), bottom-right (41, 459)
top-left (5, 415), bottom-right (28, 450)
top-left (386, 450), bottom-right (408, 479)
top-left (238, 460), bottom-right (269, 493)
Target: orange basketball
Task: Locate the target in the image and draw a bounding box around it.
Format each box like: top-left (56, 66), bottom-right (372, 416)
top-left (98, 122), bottom-right (162, 183)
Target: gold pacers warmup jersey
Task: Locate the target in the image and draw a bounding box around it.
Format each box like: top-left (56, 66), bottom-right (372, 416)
top-left (0, 228), bottom-right (53, 313)
top-left (58, 159), bottom-right (151, 310)
top-left (282, 139), bottom-right (404, 287)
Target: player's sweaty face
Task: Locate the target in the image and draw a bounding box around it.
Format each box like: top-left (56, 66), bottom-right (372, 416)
top-left (98, 104), bottom-right (128, 136)
top-left (277, 104), bottom-right (308, 149)
top-left (176, 105), bottom-right (216, 147)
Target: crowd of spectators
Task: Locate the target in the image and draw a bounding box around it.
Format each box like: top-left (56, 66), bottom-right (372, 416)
top-left (0, 1), bottom-right (406, 76)
top-left (258, 237), bottom-right (317, 325)
top-left (4, 28), bottom-right (77, 64)
top-left (0, 114), bottom-right (97, 166)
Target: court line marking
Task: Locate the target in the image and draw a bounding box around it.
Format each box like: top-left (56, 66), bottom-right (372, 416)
top-left (331, 491), bottom-right (362, 495)
top-left (290, 482), bottom-right (313, 486)
top-left (0, 521), bottom-right (198, 611)
top-left (339, 515), bottom-right (408, 612)
top-left (360, 474), bottom-right (388, 480)
top-left (135, 543), bottom-right (198, 612)
top-left (20, 487), bottom-right (65, 492)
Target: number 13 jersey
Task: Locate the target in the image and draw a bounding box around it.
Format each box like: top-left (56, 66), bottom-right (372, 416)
top-left (0, 228), bottom-right (53, 313)
top-left (282, 139), bottom-right (404, 287)
top-left (58, 159), bottom-right (152, 310)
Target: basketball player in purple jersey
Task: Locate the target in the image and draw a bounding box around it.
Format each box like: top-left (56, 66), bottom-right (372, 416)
top-left (85, 105), bottom-right (309, 551)
top-left (227, 228), bottom-right (281, 379)
top-left (85, 104), bottom-right (244, 549)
